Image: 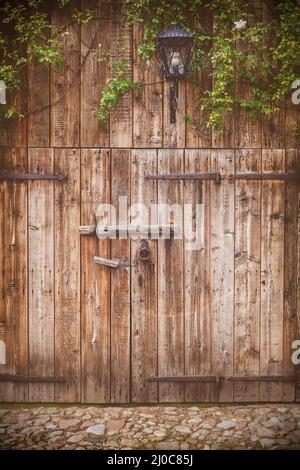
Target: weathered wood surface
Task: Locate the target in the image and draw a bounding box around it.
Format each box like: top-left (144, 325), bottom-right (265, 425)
top-left (131, 149), bottom-right (158, 403)
top-left (234, 150), bottom-right (261, 402)
top-left (110, 149), bottom-right (131, 403)
top-left (28, 148), bottom-right (55, 402)
top-left (0, 148), bottom-right (28, 402)
top-left (54, 149), bottom-right (81, 402)
top-left (157, 149), bottom-right (184, 402)
top-left (210, 150), bottom-right (235, 402)
top-left (260, 149), bottom-right (285, 401)
top-left (184, 150), bottom-right (211, 402)
top-left (0, 1), bottom-right (299, 404)
top-left (81, 149), bottom-right (111, 403)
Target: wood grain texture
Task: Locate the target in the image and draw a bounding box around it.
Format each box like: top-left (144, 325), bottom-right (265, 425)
top-left (0, 148), bottom-right (28, 402)
top-left (110, 148), bottom-right (131, 403)
top-left (260, 149), bottom-right (285, 402)
top-left (210, 150), bottom-right (235, 402)
top-left (81, 149), bottom-right (111, 403)
top-left (133, 25), bottom-right (162, 148)
top-left (261, 1), bottom-right (285, 149)
top-left (80, 0), bottom-right (110, 147)
top-left (283, 149), bottom-right (298, 401)
top-left (51, 1), bottom-right (80, 147)
top-left (131, 149), bottom-right (158, 402)
top-left (184, 150), bottom-right (211, 402)
top-left (234, 149), bottom-right (261, 402)
top-left (109, 2), bottom-right (133, 148)
top-left (186, 7), bottom-right (212, 149)
top-left (157, 149), bottom-right (184, 402)
top-left (235, 1), bottom-right (262, 149)
top-left (54, 149), bottom-right (81, 402)
top-left (28, 148), bottom-right (54, 402)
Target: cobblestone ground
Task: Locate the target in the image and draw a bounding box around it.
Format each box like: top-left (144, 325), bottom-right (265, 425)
top-left (0, 404), bottom-right (300, 450)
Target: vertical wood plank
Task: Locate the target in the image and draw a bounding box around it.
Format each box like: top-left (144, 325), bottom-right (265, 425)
top-left (81, 0), bottom-right (110, 147)
top-left (211, 20), bottom-right (234, 149)
top-left (133, 25), bottom-right (162, 148)
top-left (163, 81), bottom-right (185, 149)
top-left (28, 148), bottom-right (54, 402)
top-left (51, 2), bottom-right (80, 147)
top-left (186, 7), bottom-right (212, 148)
top-left (81, 149), bottom-right (111, 403)
top-left (235, 1), bottom-right (262, 149)
top-left (157, 149), bottom-right (184, 402)
top-left (54, 149), bottom-right (81, 402)
top-left (27, 59), bottom-right (50, 147)
top-left (110, 2), bottom-right (133, 148)
top-left (283, 149), bottom-right (298, 401)
top-left (110, 148), bottom-right (131, 403)
top-left (285, 96), bottom-right (300, 149)
top-left (0, 148), bottom-right (28, 402)
top-left (234, 149), bottom-right (261, 402)
top-left (184, 150), bottom-right (211, 402)
top-left (210, 150), bottom-right (234, 401)
top-left (131, 149), bottom-right (158, 402)
top-left (260, 149), bottom-right (285, 401)
top-left (261, 2), bottom-right (285, 149)
top-left (27, 2), bottom-right (50, 147)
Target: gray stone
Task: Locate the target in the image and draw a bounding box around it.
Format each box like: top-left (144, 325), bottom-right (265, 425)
top-left (259, 438), bottom-right (275, 449)
top-left (217, 420), bottom-right (236, 430)
top-left (191, 429), bottom-right (210, 440)
top-left (153, 430), bottom-right (167, 438)
top-left (86, 424), bottom-right (106, 436)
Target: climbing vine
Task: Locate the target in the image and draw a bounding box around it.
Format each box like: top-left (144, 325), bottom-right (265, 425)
top-left (1, 0), bottom-right (300, 131)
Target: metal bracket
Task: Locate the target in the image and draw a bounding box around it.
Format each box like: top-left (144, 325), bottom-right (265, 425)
top-left (0, 374), bottom-right (66, 383)
top-left (145, 172), bottom-right (221, 183)
top-left (0, 170), bottom-right (67, 182)
top-left (170, 79), bottom-right (178, 124)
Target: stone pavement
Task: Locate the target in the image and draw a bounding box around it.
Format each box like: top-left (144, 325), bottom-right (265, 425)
top-left (0, 404), bottom-right (300, 450)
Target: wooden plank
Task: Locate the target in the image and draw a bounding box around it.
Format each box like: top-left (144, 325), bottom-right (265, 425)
top-left (54, 149), bottom-right (81, 402)
top-left (27, 3), bottom-right (50, 147)
top-left (110, 149), bottom-right (131, 403)
top-left (0, 82), bottom-right (27, 148)
top-left (163, 81), bottom-right (185, 149)
top-left (210, 150), bottom-right (235, 402)
top-left (261, 1), bottom-right (285, 148)
top-left (28, 148), bottom-right (54, 402)
top-left (283, 149), bottom-right (298, 401)
top-left (234, 149), bottom-right (261, 402)
top-left (109, 2), bottom-right (133, 148)
top-left (81, 0), bottom-right (110, 147)
top-left (50, 1), bottom-right (80, 147)
top-left (285, 91), bottom-right (300, 149)
top-left (131, 149), bottom-right (158, 403)
top-left (234, 1), bottom-right (262, 148)
top-left (186, 7), bottom-right (212, 148)
top-left (184, 150), bottom-right (211, 402)
top-left (157, 149), bottom-right (184, 402)
top-left (260, 149), bottom-right (285, 402)
top-left (133, 25), bottom-right (162, 148)
top-left (81, 149), bottom-right (111, 403)
top-left (0, 148), bottom-right (28, 402)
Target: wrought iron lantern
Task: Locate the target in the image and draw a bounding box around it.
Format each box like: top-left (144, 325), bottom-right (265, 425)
top-left (157, 25), bottom-right (194, 123)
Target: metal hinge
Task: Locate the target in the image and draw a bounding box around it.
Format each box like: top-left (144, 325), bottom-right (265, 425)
top-left (0, 170), bottom-right (67, 182)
